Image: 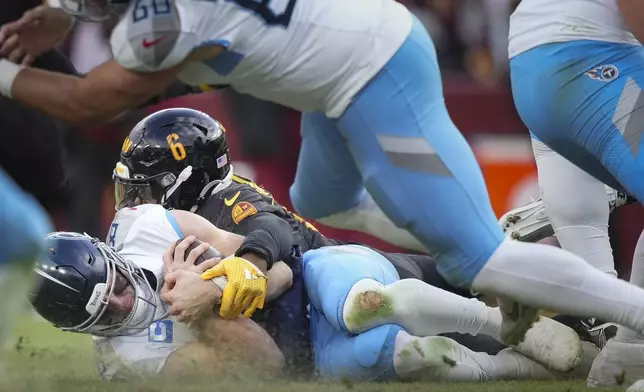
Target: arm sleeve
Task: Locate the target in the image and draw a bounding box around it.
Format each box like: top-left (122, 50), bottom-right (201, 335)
top-left (234, 213), bottom-right (295, 270)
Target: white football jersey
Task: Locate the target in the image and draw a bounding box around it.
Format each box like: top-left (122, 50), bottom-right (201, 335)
top-left (509, 0), bottom-right (640, 59)
top-left (94, 204), bottom-right (198, 380)
top-left (110, 0), bottom-right (412, 118)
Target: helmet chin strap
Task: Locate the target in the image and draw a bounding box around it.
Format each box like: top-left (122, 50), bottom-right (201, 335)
top-left (189, 166), bottom-right (234, 213)
top-left (162, 166), bottom-right (193, 206)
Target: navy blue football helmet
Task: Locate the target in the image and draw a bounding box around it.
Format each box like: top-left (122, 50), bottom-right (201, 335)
top-left (29, 232), bottom-right (161, 337)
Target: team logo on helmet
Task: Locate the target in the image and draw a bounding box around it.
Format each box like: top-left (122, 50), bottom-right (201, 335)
top-left (121, 137), bottom-right (134, 154)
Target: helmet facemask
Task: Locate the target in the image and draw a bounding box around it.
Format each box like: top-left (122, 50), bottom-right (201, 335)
top-left (112, 162), bottom-right (194, 211)
top-left (65, 237), bottom-right (160, 337)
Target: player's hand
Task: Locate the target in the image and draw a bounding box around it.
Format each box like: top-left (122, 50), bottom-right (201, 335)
top-left (0, 6), bottom-right (74, 65)
top-left (162, 235), bottom-right (220, 278)
top-left (161, 270), bottom-right (222, 324)
top-left (201, 256), bottom-right (268, 319)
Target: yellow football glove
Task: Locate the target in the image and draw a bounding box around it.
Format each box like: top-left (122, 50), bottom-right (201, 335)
top-left (201, 256), bottom-right (268, 319)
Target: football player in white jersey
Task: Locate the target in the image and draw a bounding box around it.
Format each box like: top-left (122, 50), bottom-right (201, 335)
top-left (506, 0), bottom-right (644, 388)
top-left (29, 208), bottom-right (289, 380)
top-left (30, 204), bottom-right (597, 381)
top-left (7, 0), bottom-right (644, 358)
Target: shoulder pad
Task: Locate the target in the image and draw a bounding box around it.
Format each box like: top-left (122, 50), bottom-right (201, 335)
top-left (110, 1), bottom-right (199, 72)
top-left (231, 175), bottom-right (273, 198)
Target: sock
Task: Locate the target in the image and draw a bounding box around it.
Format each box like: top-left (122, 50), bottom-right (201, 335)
top-left (472, 240), bottom-right (644, 333)
top-left (615, 231), bottom-right (644, 343)
top-left (342, 278), bottom-right (500, 338)
top-left (392, 330), bottom-right (553, 381)
top-left (533, 139), bottom-right (617, 276)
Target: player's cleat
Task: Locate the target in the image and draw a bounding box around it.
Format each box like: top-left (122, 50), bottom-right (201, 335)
top-left (606, 188), bottom-right (633, 213)
top-left (553, 315), bottom-right (618, 349)
top-left (509, 310), bottom-right (583, 372)
top-left (498, 298), bottom-right (583, 372)
top-left (548, 341), bottom-right (601, 380)
top-left (499, 187), bottom-right (631, 243)
top-left (499, 198), bottom-right (552, 242)
top-left (586, 339), bottom-right (644, 388)
top-left (587, 320), bottom-right (618, 349)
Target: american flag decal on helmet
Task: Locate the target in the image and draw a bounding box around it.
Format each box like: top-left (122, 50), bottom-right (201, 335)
top-left (216, 154), bottom-right (228, 168)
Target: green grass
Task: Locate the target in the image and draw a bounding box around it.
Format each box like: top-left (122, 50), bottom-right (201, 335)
top-left (0, 317), bottom-right (620, 392)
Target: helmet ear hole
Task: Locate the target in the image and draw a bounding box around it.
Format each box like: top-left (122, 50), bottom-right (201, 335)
top-left (159, 173), bottom-right (177, 188)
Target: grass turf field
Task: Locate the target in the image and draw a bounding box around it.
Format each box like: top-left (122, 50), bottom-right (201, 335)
top-left (0, 316), bottom-right (620, 392)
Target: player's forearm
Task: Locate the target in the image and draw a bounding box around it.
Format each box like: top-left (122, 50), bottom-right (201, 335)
top-left (235, 214), bottom-right (297, 272)
top-left (265, 261), bottom-right (293, 301)
top-left (617, 0), bottom-right (644, 44)
top-left (238, 252), bottom-right (269, 275)
top-left (11, 67), bottom-right (124, 125)
top-left (172, 209), bottom-right (246, 256)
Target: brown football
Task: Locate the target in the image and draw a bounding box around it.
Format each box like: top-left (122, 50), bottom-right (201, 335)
top-left (174, 238), bottom-right (222, 265)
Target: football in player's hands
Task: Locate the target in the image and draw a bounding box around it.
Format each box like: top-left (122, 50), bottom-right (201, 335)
top-left (174, 238), bottom-right (222, 265)
top-left (174, 238), bottom-right (228, 290)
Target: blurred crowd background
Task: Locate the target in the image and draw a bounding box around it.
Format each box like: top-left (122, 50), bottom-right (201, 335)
top-left (46, 0), bottom-right (642, 279)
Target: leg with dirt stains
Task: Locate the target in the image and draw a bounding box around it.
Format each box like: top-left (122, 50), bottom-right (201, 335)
top-left (310, 306), bottom-right (567, 382)
top-left (392, 331), bottom-right (565, 381)
top-left (302, 245), bottom-right (583, 373)
top-left (341, 276), bottom-right (582, 373)
top-left (393, 332), bottom-right (600, 382)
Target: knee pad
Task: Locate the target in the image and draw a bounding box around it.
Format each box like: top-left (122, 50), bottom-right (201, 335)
top-left (534, 138), bottom-right (610, 230)
top-left (305, 247), bottom-right (400, 331)
top-left (533, 141), bottom-right (615, 274)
